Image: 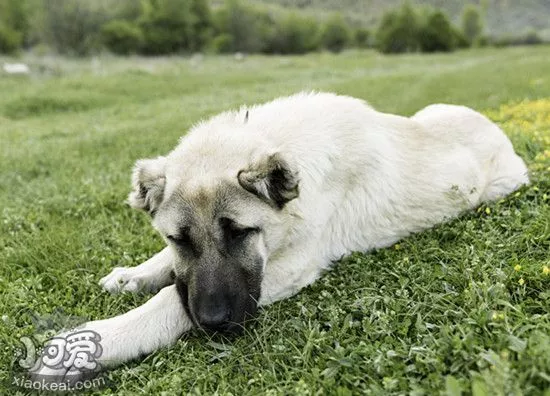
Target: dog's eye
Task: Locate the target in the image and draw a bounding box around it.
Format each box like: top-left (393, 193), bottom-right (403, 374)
top-left (167, 230), bottom-right (192, 247)
top-left (220, 217), bottom-right (258, 242)
top-left (228, 226), bottom-right (257, 240)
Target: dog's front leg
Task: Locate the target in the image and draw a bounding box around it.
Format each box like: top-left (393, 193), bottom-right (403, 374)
top-left (100, 246), bottom-right (175, 294)
top-left (31, 285), bottom-right (192, 383)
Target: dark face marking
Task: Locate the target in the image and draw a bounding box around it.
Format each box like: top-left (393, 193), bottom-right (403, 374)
top-left (159, 184), bottom-right (265, 333)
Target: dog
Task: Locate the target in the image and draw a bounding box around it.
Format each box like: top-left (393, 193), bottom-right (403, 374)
top-left (32, 92), bottom-right (528, 381)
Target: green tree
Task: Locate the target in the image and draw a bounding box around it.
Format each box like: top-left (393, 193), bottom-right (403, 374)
top-left (461, 4), bottom-right (484, 44)
top-left (376, 2), bottom-right (419, 54)
top-left (354, 27), bottom-right (371, 48)
top-left (41, 0), bottom-right (111, 55)
top-left (0, 0), bottom-right (30, 50)
top-left (321, 14), bottom-right (351, 53)
top-left (418, 10), bottom-right (455, 53)
top-left (189, 0), bottom-right (213, 51)
top-left (267, 12), bottom-right (320, 54)
top-left (139, 0), bottom-right (193, 55)
top-left (0, 24), bottom-right (21, 53)
top-left (212, 0), bottom-right (275, 53)
top-left (101, 20), bottom-right (143, 54)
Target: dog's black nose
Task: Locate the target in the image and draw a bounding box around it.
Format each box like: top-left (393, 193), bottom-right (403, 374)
top-left (196, 295), bottom-right (231, 331)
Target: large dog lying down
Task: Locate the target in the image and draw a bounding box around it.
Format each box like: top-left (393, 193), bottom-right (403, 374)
top-left (33, 92), bottom-right (528, 380)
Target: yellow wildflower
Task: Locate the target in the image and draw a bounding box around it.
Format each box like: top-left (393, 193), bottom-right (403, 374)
top-left (518, 278), bottom-right (525, 286)
top-left (543, 265), bottom-right (550, 275)
top-left (514, 264), bottom-right (522, 272)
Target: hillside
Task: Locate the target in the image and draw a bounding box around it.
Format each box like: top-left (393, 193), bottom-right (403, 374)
top-left (251, 0), bottom-right (550, 37)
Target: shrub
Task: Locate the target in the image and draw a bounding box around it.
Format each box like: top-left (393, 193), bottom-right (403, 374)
top-left (213, 0), bottom-right (275, 53)
top-left (41, 0), bottom-right (111, 55)
top-left (452, 27), bottom-right (470, 49)
top-left (354, 28), bottom-right (371, 48)
top-left (321, 14), bottom-right (351, 53)
top-left (418, 10), bottom-right (455, 53)
top-left (138, 0), bottom-right (194, 55)
top-left (461, 4), bottom-right (484, 45)
top-left (267, 13), bottom-right (320, 54)
top-left (101, 20), bottom-right (143, 55)
top-left (376, 2), bottom-right (420, 54)
top-left (493, 31), bottom-right (544, 47)
top-left (209, 33), bottom-right (233, 53)
top-left (0, 0), bottom-right (30, 47)
top-left (0, 24), bottom-right (22, 54)
top-left (189, 0), bottom-right (213, 51)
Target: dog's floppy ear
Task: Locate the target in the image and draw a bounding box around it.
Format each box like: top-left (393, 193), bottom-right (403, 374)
top-left (238, 153), bottom-right (299, 209)
top-left (128, 156), bottom-right (167, 215)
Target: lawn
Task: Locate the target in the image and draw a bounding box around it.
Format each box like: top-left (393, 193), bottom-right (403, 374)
top-left (1, 46), bottom-right (549, 395)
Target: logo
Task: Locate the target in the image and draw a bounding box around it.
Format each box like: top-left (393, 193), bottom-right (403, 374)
top-left (9, 311), bottom-right (108, 392)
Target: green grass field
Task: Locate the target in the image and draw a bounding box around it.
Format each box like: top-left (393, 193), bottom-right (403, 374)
top-left (1, 46), bottom-right (549, 395)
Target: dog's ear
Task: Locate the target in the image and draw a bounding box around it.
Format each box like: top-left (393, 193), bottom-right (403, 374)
top-left (128, 156), bottom-right (167, 215)
top-left (238, 153), bottom-right (299, 209)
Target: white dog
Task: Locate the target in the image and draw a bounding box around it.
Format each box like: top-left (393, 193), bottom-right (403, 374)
top-left (33, 92), bottom-right (528, 381)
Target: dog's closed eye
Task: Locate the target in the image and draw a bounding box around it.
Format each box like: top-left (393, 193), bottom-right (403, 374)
top-left (167, 228), bottom-right (193, 247)
top-left (219, 217), bottom-right (259, 242)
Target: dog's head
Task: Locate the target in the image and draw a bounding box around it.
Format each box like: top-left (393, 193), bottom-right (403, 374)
top-left (128, 150), bottom-right (299, 333)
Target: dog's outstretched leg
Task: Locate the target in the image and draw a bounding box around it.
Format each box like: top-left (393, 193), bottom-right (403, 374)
top-left (31, 285), bottom-right (192, 383)
top-left (99, 247), bottom-right (175, 294)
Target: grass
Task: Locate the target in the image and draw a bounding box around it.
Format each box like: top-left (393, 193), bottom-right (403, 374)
top-left (1, 46), bottom-right (549, 395)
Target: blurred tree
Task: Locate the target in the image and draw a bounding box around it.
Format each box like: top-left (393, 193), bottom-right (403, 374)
top-left (418, 10), bottom-right (455, 53)
top-left (461, 4), bottom-right (484, 44)
top-left (267, 12), bottom-right (320, 54)
top-left (189, 0), bottom-right (213, 51)
top-left (354, 27), bottom-right (371, 48)
top-left (101, 19), bottom-right (144, 54)
top-left (139, 0), bottom-right (194, 55)
top-left (376, 2), bottom-right (419, 54)
top-left (0, 24), bottom-right (21, 53)
top-left (321, 14), bottom-right (351, 53)
top-left (41, 0), bottom-right (110, 55)
top-left (212, 0), bottom-right (275, 53)
top-left (0, 0), bottom-right (30, 50)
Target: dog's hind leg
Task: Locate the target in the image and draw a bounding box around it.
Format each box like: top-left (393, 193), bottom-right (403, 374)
top-left (99, 247), bottom-right (175, 294)
top-left (480, 149), bottom-right (529, 202)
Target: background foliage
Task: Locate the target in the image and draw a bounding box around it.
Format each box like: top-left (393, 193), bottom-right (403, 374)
top-left (0, 0), bottom-right (548, 56)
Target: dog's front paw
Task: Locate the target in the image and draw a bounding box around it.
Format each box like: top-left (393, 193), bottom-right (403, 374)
top-left (99, 266), bottom-right (156, 294)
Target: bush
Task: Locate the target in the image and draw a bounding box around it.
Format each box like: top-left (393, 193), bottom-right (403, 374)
top-left (375, 3), bottom-right (420, 54)
top-left (418, 10), bottom-right (455, 53)
top-left (213, 0), bottom-right (275, 53)
top-left (452, 27), bottom-right (470, 49)
top-left (0, 24), bottom-right (22, 54)
top-left (493, 31), bottom-right (544, 47)
top-left (461, 4), bottom-right (484, 45)
top-left (138, 0), bottom-right (194, 55)
top-left (41, 0), bottom-right (111, 55)
top-left (321, 14), bottom-right (351, 53)
top-left (354, 28), bottom-right (371, 48)
top-left (0, 0), bottom-right (30, 47)
top-left (101, 20), bottom-right (143, 55)
top-left (209, 33), bottom-right (233, 53)
top-left (189, 0), bottom-right (213, 51)
top-left (267, 13), bottom-right (320, 54)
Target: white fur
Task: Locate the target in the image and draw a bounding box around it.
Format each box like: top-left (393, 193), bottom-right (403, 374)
top-left (34, 92), bottom-right (528, 381)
